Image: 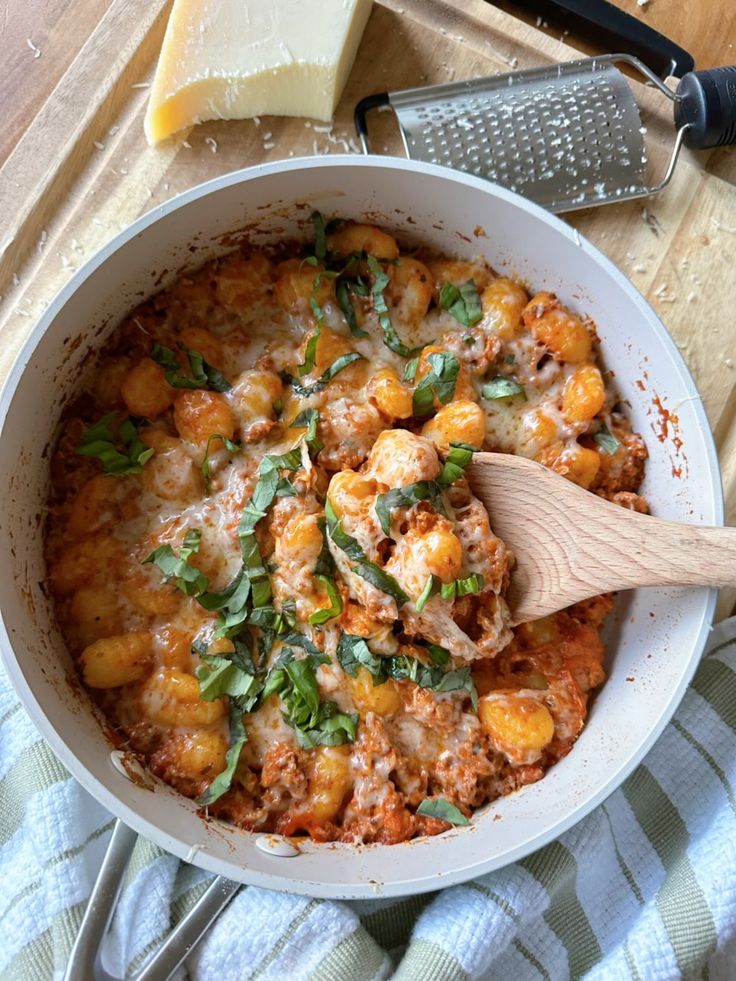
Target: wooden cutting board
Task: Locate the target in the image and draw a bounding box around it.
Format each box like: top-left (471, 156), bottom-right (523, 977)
top-left (1, 0), bottom-right (735, 601)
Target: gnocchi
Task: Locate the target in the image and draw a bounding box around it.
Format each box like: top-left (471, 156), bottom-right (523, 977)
top-left (47, 216), bottom-right (645, 846)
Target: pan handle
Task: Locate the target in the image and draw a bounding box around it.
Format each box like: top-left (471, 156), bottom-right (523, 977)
top-left (504, 0), bottom-right (694, 78)
top-left (63, 819), bottom-right (240, 981)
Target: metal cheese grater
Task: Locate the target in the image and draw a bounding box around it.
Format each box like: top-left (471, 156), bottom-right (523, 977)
top-left (355, 54), bottom-right (736, 213)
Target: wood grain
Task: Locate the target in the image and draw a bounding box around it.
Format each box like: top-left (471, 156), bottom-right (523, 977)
top-left (469, 453), bottom-right (736, 622)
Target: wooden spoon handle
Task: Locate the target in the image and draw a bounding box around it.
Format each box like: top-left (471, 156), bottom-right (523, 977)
top-left (584, 509), bottom-right (736, 592)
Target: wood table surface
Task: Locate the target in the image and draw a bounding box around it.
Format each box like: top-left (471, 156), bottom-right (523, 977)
top-left (2, 0), bottom-right (735, 169)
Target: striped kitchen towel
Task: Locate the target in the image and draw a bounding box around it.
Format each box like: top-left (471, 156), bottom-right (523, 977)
top-left (4, 617), bottom-right (736, 980)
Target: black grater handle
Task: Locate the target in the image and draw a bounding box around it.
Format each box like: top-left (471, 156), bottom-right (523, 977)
top-left (674, 67), bottom-right (736, 149)
top-left (505, 0), bottom-right (694, 78)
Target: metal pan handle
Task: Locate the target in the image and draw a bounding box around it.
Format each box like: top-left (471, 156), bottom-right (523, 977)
top-left (63, 820), bottom-right (240, 981)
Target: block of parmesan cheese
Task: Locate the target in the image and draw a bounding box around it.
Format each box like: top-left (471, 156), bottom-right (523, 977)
top-left (144, 0), bottom-right (373, 144)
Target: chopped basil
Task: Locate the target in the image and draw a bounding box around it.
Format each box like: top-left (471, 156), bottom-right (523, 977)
top-left (463, 334), bottom-right (476, 346)
top-left (308, 575), bottom-right (343, 625)
top-left (197, 703), bottom-right (247, 806)
top-left (337, 633), bottom-right (477, 706)
top-left (196, 650), bottom-right (263, 709)
top-left (439, 280), bottom-right (482, 328)
top-left (414, 572), bottom-right (484, 610)
top-left (437, 442), bottom-right (477, 486)
top-left (386, 654), bottom-right (477, 704)
top-left (426, 644), bottom-right (451, 667)
top-left (290, 408), bottom-right (323, 456)
top-left (281, 352), bottom-right (364, 397)
top-left (200, 449), bottom-right (303, 637)
top-left (76, 413), bottom-right (154, 475)
top-left (143, 529), bottom-right (208, 596)
top-left (415, 575), bottom-right (435, 613)
top-left (481, 377), bottom-right (525, 400)
top-left (403, 356), bottom-right (420, 384)
top-left (294, 703), bottom-right (359, 749)
top-left (311, 210), bottom-right (327, 262)
top-left (595, 423), bottom-right (621, 455)
top-left (416, 798), bottom-right (470, 826)
top-left (412, 352), bottom-right (460, 417)
top-left (335, 276), bottom-right (369, 338)
top-left (201, 433), bottom-right (240, 491)
top-left (299, 266), bottom-right (338, 376)
top-left (150, 343), bottom-right (231, 392)
top-left (505, 353), bottom-right (516, 365)
top-left (325, 499), bottom-right (409, 607)
top-left (366, 254), bottom-right (423, 358)
top-left (374, 480), bottom-right (447, 536)
top-left (314, 518), bottom-right (337, 577)
top-left (336, 634), bottom-right (387, 681)
top-left (264, 646), bottom-right (358, 748)
top-left (440, 572), bottom-right (484, 600)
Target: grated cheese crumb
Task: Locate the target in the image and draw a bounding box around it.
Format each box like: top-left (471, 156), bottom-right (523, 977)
top-left (26, 38), bottom-right (41, 59)
top-left (205, 137), bottom-right (218, 153)
top-left (262, 131), bottom-right (273, 140)
top-left (182, 140), bottom-right (192, 149)
top-left (12, 273), bottom-right (20, 287)
top-left (131, 82), bottom-right (150, 89)
top-left (263, 141), bottom-right (276, 150)
top-left (93, 141), bottom-right (105, 151)
top-left (108, 126), bottom-right (119, 136)
top-left (37, 230), bottom-right (48, 254)
top-left (253, 116), bottom-right (261, 126)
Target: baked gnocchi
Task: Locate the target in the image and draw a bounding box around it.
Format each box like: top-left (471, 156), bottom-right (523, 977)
top-left (45, 217), bottom-right (647, 842)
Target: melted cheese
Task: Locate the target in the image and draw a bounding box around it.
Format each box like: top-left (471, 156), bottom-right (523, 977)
top-left (145, 0), bottom-right (373, 143)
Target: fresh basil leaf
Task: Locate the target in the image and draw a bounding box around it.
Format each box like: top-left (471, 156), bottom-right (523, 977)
top-left (416, 797), bottom-right (470, 826)
top-left (439, 573), bottom-right (484, 601)
top-left (298, 266), bottom-right (334, 376)
top-left (437, 442), bottom-right (478, 486)
top-left (143, 529), bottom-right (208, 596)
top-left (280, 631), bottom-right (326, 659)
top-left (312, 210), bottom-right (327, 262)
top-left (281, 352), bottom-right (364, 397)
top-left (150, 343), bottom-right (231, 391)
top-left (336, 634), bottom-right (387, 680)
top-left (426, 644), bottom-right (451, 666)
top-left (595, 424), bottom-right (621, 455)
top-left (412, 353), bottom-right (460, 417)
top-left (201, 433), bottom-right (240, 491)
top-left (439, 280), bottom-right (482, 327)
top-left (325, 499), bottom-right (409, 606)
top-left (195, 654), bottom-right (261, 706)
top-left (366, 254), bottom-right (423, 358)
top-left (481, 377), bottom-right (525, 400)
top-left (415, 575), bottom-right (435, 613)
top-left (290, 409), bottom-right (323, 455)
top-left (197, 704), bottom-right (246, 806)
top-left (374, 480), bottom-right (447, 536)
top-left (308, 575), bottom-right (343, 625)
top-left (294, 703), bottom-right (359, 748)
top-left (386, 655), bottom-right (477, 706)
top-left (335, 276), bottom-right (369, 338)
top-left (204, 450), bottom-right (303, 637)
top-left (314, 517), bottom-right (337, 577)
top-left (403, 356), bottom-right (420, 383)
top-left (77, 413), bottom-right (154, 475)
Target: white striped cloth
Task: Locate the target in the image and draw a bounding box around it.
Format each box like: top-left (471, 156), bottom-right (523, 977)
top-left (4, 618), bottom-right (736, 980)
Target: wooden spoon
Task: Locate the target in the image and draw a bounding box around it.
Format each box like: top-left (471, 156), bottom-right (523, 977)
top-left (467, 452), bottom-right (736, 624)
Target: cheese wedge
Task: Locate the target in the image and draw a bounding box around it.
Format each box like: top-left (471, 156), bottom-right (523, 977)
top-left (144, 0), bottom-right (373, 144)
